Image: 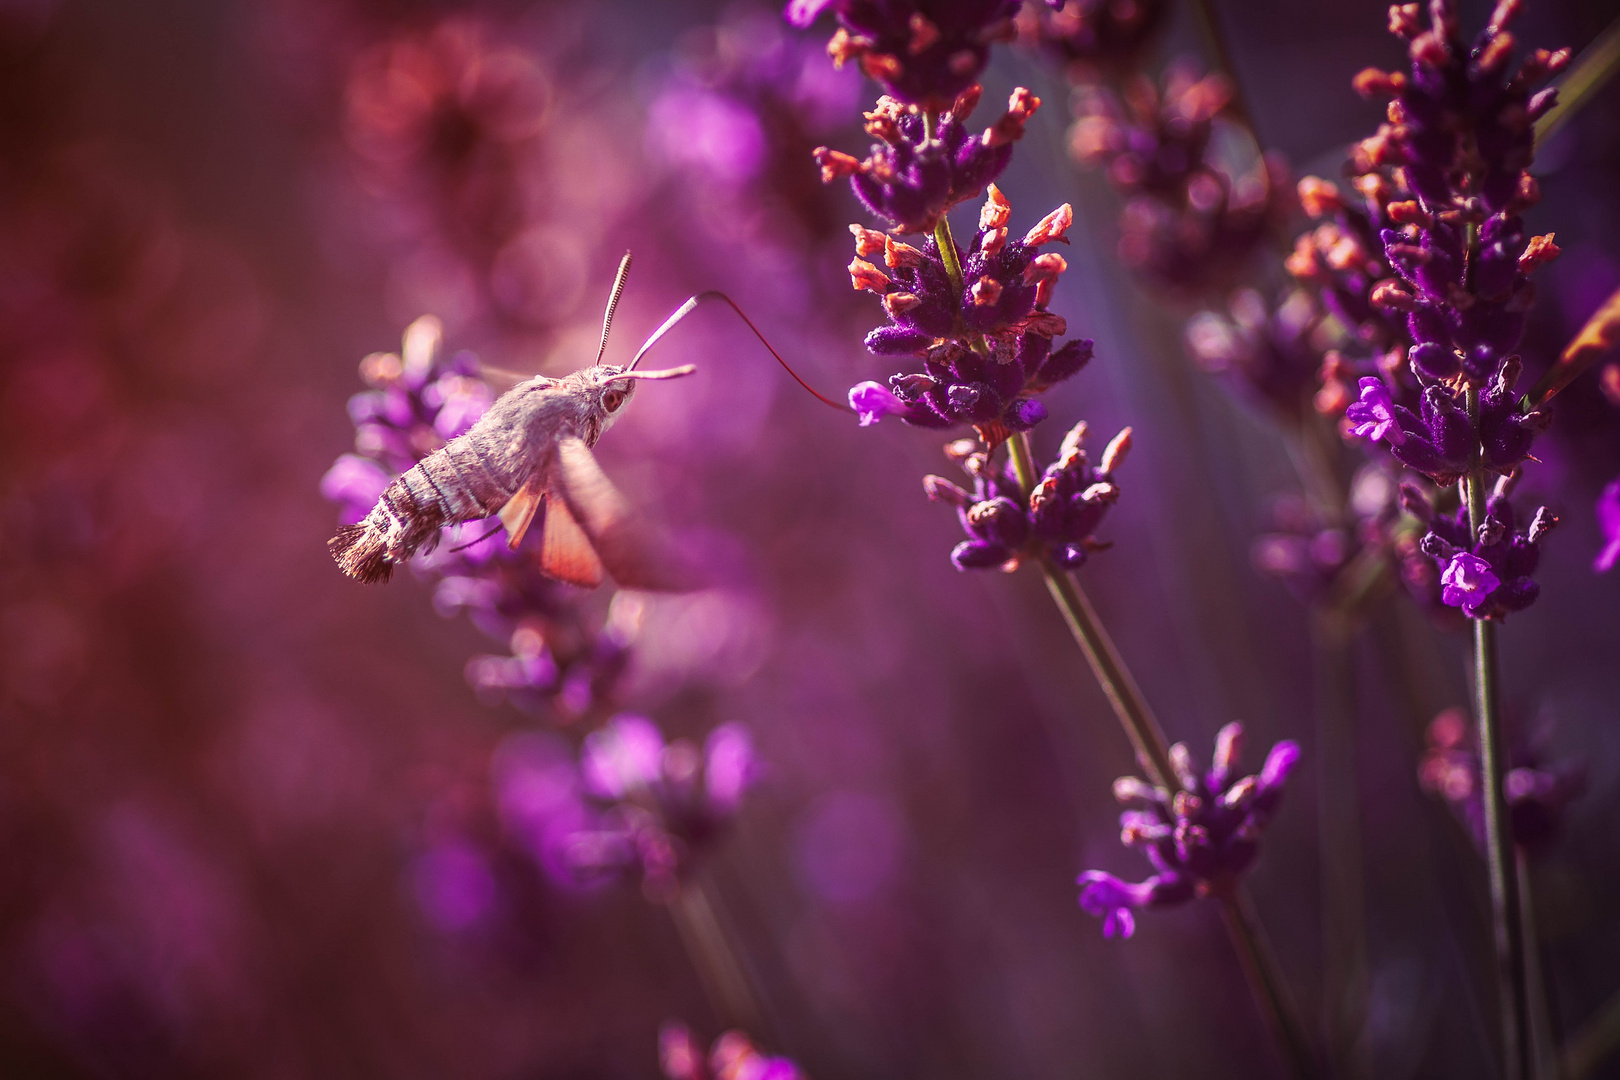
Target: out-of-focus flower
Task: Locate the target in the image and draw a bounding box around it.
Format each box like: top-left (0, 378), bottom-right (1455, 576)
top-left (1069, 64), bottom-right (1288, 294)
top-left (1078, 723), bottom-right (1300, 938)
top-left (1250, 495), bottom-right (1357, 605)
top-left (1420, 707), bottom-right (1585, 857)
top-left (813, 84), bottom-right (1038, 234)
top-left (1184, 289), bottom-right (1323, 416)
top-left (786, 0), bottom-right (1020, 108)
top-left (1017, 0), bottom-right (1167, 78)
top-left (924, 422), bottom-right (1126, 571)
top-left (660, 1021), bottom-right (804, 1080)
top-left (1406, 481), bottom-right (1556, 620)
top-left (1595, 477), bottom-right (1620, 573)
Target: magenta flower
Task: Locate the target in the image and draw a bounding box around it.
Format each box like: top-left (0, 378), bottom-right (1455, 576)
top-left (1345, 377), bottom-right (1405, 445)
top-left (848, 380), bottom-right (915, 426)
top-left (1439, 553), bottom-right (1500, 615)
top-left (1077, 723), bottom-right (1301, 938)
top-left (660, 1022), bottom-right (803, 1080)
top-left (1595, 477), bottom-right (1620, 573)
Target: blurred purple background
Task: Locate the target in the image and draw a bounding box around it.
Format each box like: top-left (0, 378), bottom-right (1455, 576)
top-left (3, 0), bottom-right (1620, 1077)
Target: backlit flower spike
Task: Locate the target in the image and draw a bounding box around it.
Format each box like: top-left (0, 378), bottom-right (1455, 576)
top-left (815, 86), bottom-right (1040, 234)
top-left (923, 423), bottom-right (1124, 571)
top-left (1018, 0), bottom-right (1168, 78)
top-left (847, 188), bottom-right (1090, 436)
top-left (787, 0), bottom-right (1021, 108)
top-left (1409, 482), bottom-right (1556, 620)
top-left (1077, 723), bottom-right (1301, 938)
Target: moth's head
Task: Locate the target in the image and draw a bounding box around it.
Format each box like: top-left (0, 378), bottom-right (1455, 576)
top-left (583, 361), bottom-right (697, 434)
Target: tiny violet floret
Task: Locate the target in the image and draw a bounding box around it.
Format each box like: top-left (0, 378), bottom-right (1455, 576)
top-left (1344, 377), bottom-right (1404, 446)
top-left (1076, 723), bottom-right (1300, 938)
top-left (849, 380), bottom-right (910, 426)
top-left (1439, 552), bottom-right (1500, 615)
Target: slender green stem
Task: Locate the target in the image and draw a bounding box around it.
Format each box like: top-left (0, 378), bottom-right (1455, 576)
top-left (1220, 890), bottom-right (1320, 1080)
top-left (1186, 0), bottom-right (1256, 135)
top-left (1466, 386), bottom-right (1532, 1080)
top-left (670, 873), bottom-right (768, 1037)
top-left (1562, 985), bottom-right (1620, 1079)
top-left (1010, 432), bottom-right (1316, 1078)
top-left (934, 214), bottom-right (965, 296)
top-left (1535, 14), bottom-right (1620, 147)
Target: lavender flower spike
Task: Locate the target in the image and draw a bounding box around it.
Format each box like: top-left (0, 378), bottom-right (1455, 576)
top-left (1077, 723), bottom-right (1300, 938)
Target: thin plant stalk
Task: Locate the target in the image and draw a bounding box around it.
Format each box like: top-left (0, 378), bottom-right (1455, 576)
top-left (1561, 986), bottom-right (1620, 1079)
top-left (1008, 431), bottom-right (1317, 1080)
top-left (670, 872), bottom-right (769, 1038)
top-left (1465, 385), bottom-right (1533, 1080)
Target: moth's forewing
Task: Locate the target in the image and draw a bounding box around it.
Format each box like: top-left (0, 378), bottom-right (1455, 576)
top-left (552, 436), bottom-right (703, 592)
top-left (499, 475), bottom-right (546, 549)
top-left (538, 486), bottom-right (606, 588)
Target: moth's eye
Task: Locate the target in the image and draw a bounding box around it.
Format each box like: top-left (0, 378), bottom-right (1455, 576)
top-left (602, 389), bottom-right (627, 413)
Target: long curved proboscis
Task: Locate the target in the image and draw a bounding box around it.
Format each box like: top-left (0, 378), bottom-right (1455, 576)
top-left (627, 290), bottom-right (853, 414)
top-left (595, 252), bottom-right (634, 367)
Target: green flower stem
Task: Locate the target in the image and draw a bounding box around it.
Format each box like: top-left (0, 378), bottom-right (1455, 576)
top-left (1009, 430), bottom-right (1316, 1079)
top-left (670, 872), bottom-right (768, 1038)
top-left (1465, 385), bottom-right (1532, 1080)
top-left (934, 212), bottom-right (966, 295)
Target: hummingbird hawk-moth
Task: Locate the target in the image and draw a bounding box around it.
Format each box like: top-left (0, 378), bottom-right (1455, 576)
top-left (329, 253), bottom-right (850, 589)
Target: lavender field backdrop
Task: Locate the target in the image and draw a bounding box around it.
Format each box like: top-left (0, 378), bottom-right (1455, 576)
top-left (4, 0), bottom-right (1620, 1077)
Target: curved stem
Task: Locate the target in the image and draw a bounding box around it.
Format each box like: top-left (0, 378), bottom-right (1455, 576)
top-left (1009, 432), bottom-right (1316, 1077)
top-left (1535, 14), bottom-right (1620, 147)
top-left (669, 873), bottom-right (768, 1038)
top-left (1466, 386), bottom-right (1532, 1080)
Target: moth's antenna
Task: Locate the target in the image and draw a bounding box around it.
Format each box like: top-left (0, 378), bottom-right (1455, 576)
top-left (628, 290), bottom-right (852, 414)
top-left (596, 251), bottom-right (633, 366)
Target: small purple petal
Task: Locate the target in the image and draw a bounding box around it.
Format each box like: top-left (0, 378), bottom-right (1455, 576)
top-left (849, 381), bottom-right (909, 427)
top-left (581, 715), bottom-right (666, 799)
top-left (1440, 552), bottom-right (1502, 613)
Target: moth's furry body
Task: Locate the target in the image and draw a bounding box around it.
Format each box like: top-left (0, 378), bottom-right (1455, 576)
top-left (329, 366), bottom-right (635, 584)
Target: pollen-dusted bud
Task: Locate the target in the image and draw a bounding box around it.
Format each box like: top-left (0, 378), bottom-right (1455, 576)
top-left (360, 351), bottom-right (404, 386)
top-left (883, 291), bottom-right (922, 317)
top-left (1475, 30), bottom-right (1516, 73)
top-left (979, 183), bottom-right (1011, 230)
top-left (1023, 312), bottom-right (1067, 336)
top-left (1519, 233), bottom-right (1560, 274)
top-left (907, 11), bottom-right (941, 54)
top-left (862, 96), bottom-right (907, 142)
top-left (1528, 506), bottom-right (1558, 543)
top-left (849, 223), bottom-right (887, 257)
top-left (970, 275), bottom-right (1003, 306)
top-left (1100, 427), bottom-right (1133, 474)
top-left (944, 437), bottom-right (981, 464)
top-left (814, 148), bottom-right (864, 183)
top-left (849, 257), bottom-right (891, 294)
top-left (1389, 4), bottom-right (1422, 38)
top-left (948, 49), bottom-right (979, 77)
top-left (1297, 177), bottom-right (1344, 218)
top-left (1058, 419), bottom-right (1088, 463)
top-left (1371, 278), bottom-right (1417, 311)
top-left (948, 83), bottom-right (983, 122)
top-left (1386, 200), bottom-right (1433, 227)
top-left (980, 226), bottom-right (1008, 256)
top-left (1024, 252), bottom-right (1068, 284)
top-left (883, 235), bottom-right (926, 268)
top-left (1352, 67), bottom-right (1407, 98)
top-left (1023, 203), bottom-right (1074, 246)
top-left (827, 27), bottom-right (865, 67)
top-left (1113, 776), bottom-right (1162, 807)
top-left (861, 52), bottom-right (904, 85)
top-left (923, 474), bottom-right (972, 506)
top-left (983, 87), bottom-right (1040, 147)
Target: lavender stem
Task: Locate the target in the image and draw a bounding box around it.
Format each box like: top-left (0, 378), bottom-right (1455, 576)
top-left (1562, 985), bottom-right (1620, 1079)
top-left (1009, 430), bottom-right (1316, 1078)
top-left (670, 872), bottom-right (768, 1038)
top-left (1465, 384), bottom-right (1532, 1080)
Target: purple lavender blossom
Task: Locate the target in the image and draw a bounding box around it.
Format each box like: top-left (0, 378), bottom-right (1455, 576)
top-left (1420, 708), bottom-right (1585, 858)
top-left (786, 0), bottom-right (1020, 108)
top-left (1250, 494), bottom-right (1357, 605)
top-left (1407, 482), bottom-right (1556, 620)
top-left (1352, 1), bottom-right (1569, 383)
top-left (1183, 288), bottom-right (1322, 416)
top-left (1345, 377), bottom-right (1404, 445)
top-left (847, 188), bottom-right (1089, 437)
top-left (814, 85), bottom-right (1038, 234)
top-left (923, 421), bottom-right (1127, 570)
top-left (660, 1022), bottom-right (804, 1080)
top-left (1595, 477), bottom-right (1620, 573)
top-left (1077, 723), bottom-right (1300, 938)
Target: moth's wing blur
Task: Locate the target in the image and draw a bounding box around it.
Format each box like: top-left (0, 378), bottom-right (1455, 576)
top-left (538, 485), bottom-right (606, 588)
top-left (552, 436), bottom-right (702, 592)
top-left (498, 474), bottom-right (546, 549)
